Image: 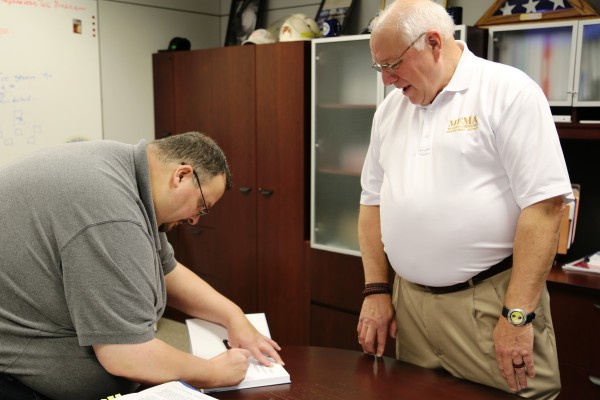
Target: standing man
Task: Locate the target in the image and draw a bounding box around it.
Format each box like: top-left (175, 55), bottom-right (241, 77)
top-left (0, 132), bottom-right (283, 400)
top-left (357, 1), bottom-right (571, 399)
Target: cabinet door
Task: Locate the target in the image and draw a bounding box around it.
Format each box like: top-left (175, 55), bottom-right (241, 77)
top-left (169, 47), bottom-right (259, 312)
top-left (255, 42), bottom-right (310, 344)
top-left (152, 52), bottom-right (175, 139)
top-left (153, 53), bottom-right (182, 267)
top-left (574, 18), bottom-right (600, 106)
top-left (311, 35), bottom-right (379, 256)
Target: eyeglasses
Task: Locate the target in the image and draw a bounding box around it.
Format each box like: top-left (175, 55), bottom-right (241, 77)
top-left (371, 32), bottom-right (427, 73)
top-left (191, 169), bottom-right (209, 217)
top-left (183, 162), bottom-right (209, 217)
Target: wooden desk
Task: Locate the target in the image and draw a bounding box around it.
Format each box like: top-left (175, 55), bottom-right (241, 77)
top-left (213, 346), bottom-right (515, 400)
top-left (547, 265), bottom-right (600, 399)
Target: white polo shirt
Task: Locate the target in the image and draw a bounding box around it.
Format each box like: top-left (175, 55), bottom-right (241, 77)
top-left (360, 42), bottom-right (572, 286)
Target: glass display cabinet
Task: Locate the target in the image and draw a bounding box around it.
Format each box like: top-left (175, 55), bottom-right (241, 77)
top-left (488, 18), bottom-right (600, 121)
top-left (310, 35), bottom-right (383, 256)
top-left (574, 18), bottom-right (600, 107)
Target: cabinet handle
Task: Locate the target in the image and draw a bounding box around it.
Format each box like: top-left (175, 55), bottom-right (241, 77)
top-left (239, 186), bottom-right (252, 194)
top-left (191, 229), bottom-right (203, 237)
top-left (258, 188), bottom-right (274, 197)
top-left (159, 131), bottom-right (172, 138)
top-left (594, 303), bottom-right (600, 312)
top-left (590, 376), bottom-right (600, 386)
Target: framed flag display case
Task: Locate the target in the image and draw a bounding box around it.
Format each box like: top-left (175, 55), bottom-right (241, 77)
top-left (476, 0), bottom-right (599, 26)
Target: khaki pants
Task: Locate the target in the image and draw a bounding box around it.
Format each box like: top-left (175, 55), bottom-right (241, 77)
top-left (393, 268), bottom-right (560, 399)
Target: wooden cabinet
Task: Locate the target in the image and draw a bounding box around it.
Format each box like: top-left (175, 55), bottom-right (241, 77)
top-left (547, 266), bottom-right (600, 399)
top-left (152, 42), bottom-right (311, 346)
top-left (307, 243), bottom-right (396, 358)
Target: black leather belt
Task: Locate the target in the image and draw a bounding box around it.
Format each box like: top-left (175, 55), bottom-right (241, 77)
top-left (419, 255), bottom-right (513, 294)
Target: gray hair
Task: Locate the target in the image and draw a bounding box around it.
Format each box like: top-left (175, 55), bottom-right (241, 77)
top-left (151, 131), bottom-right (232, 190)
top-left (370, 0), bottom-right (455, 51)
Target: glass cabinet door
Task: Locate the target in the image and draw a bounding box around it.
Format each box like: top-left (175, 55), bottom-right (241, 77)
top-left (488, 21), bottom-right (578, 106)
top-left (574, 18), bottom-right (600, 106)
top-left (311, 35), bottom-right (382, 256)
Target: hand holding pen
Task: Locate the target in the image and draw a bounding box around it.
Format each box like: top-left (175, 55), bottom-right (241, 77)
top-left (222, 335), bottom-right (284, 367)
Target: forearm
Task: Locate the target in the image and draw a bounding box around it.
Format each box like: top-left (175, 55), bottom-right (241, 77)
top-left (504, 196), bottom-right (566, 311)
top-left (357, 205), bottom-right (397, 356)
top-left (358, 205), bottom-right (389, 283)
top-left (94, 339), bottom-right (217, 388)
top-left (165, 263), bottom-right (244, 328)
top-left (164, 263), bottom-right (283, 366)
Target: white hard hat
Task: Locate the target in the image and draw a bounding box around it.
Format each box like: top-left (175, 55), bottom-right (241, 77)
top-left (271, 13), bottom-right (322, 42)
top-left (242, 29), bottom-right (277, 45)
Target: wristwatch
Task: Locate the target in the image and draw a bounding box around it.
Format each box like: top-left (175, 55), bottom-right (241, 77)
top-left (502, 306), bottom-right (535, 326)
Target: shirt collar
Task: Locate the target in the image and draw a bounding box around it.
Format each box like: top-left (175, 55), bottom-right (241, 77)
top-left (443, 40), bottom-right (474, 93)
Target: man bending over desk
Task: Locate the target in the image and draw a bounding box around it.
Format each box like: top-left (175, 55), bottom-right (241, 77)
top-left (0, 132), bottom-right (282, 399)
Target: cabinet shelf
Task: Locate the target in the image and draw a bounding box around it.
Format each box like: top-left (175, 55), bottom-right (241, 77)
top-left (317, 103), bottom-right (376, 110)
top-left (317, 167), bottom-right (361, 177)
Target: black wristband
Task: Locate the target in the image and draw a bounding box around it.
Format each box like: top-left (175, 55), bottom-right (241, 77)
top-left (363, 283), bottom-right (391, 297)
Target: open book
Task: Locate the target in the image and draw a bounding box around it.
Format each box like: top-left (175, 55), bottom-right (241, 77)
top-left (107, 381), bottom-right (217, 399)
top-left (185, 313), bottom-right (291, 393)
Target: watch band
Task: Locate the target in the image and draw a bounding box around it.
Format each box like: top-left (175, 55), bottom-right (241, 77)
top-left (502, 306), bottom-right (535, 326)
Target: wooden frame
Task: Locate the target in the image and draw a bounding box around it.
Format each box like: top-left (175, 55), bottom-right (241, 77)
top-left (225, 0), bottom-right (265, 46)
top-left (476, 0), bottom-right (599, 27)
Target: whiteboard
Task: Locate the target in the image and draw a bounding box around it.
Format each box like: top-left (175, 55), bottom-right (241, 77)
top-left (0, 0), bottom-right (102, 165)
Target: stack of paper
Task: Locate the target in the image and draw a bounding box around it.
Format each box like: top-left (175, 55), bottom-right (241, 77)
top-left (185, 313), bottom-right (291, 393)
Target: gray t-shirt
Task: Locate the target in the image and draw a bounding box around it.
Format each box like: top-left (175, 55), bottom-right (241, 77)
top-left (0, 140), bottom-right (177, 399)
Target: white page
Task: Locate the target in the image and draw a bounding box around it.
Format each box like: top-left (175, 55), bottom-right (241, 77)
top-left (115, 381), bottom-right (217, 399)
top-left (185, 313), bottom-right (290, 392)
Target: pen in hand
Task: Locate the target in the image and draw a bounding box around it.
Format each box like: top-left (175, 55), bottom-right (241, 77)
top-left (223, 339), bottom-right (232, 350)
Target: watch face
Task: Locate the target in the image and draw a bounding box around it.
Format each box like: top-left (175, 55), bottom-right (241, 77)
top-left (508, 310), bottom-right (526, 326)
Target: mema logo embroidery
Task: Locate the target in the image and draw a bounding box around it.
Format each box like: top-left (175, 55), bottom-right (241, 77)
top-left (446, 115), bottom-right (479, 133)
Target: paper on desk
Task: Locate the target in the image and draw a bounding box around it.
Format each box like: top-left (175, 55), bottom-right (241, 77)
top-left (562, 251), bottom-right (600, 274)
top-left (114, 381), bottom-right (217, 399)
top-left (185, 313), bottom-right (290, 392)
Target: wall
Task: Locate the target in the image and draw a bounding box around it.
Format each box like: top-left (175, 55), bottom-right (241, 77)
top-left (99, 0), bottom-right (221, 145)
